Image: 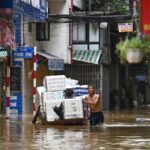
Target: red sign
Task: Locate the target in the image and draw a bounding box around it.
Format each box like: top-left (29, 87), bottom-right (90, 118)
top-left (0, 21), bottom-right (15, 48)
top-left (140, 0), bottom-right (150, 35)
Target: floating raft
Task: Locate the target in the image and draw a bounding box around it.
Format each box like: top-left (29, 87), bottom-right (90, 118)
top-left (40, 116), bottom-right (87, 126)
top-left (32, 106), bottom-right (87, 126)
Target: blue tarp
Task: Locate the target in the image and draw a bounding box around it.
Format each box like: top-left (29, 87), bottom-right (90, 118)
top-left (37, 51), bottom-right (64, 71)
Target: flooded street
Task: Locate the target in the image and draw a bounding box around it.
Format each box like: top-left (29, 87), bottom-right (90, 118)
top-left (1, 106), bottom-right (150, 150)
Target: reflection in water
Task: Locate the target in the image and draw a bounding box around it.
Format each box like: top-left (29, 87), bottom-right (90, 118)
top-left (0, 107), bottom-right (150, 150)
top-left (32, 127), bottom-right (87, 150)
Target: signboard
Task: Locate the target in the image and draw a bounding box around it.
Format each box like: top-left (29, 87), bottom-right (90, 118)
top-left (140, 0), bottom-right (150, 35)
top-left (10, 93), bottom-right (22, 114)
top-left (13, 47), bottom-right (33, 59)
top-left (40, 0), bottom-right (47, 12)
top-left (14, 0), bottom-right (48, 21)
top-left (21, 0), bottom-right (40, 9)
top-left (13, 14), bottom-right (22, 46)
top-left (48, 59), bottom-right (64, 71)
top-left (0, 0), bottom-right (13, 8)
top-left (10, 67), bottom-right (21, 92)
top-left (21, 0), bottom-right (39, 9)
top-left (118, 22), bottom-right (133, 33)
top-left (3, 93), bottom-right (22, 114)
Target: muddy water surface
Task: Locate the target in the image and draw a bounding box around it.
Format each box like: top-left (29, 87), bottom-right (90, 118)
top-left (0, 106), bottom-right (150, 150)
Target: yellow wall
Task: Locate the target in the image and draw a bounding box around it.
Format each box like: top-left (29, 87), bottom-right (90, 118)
top-left (23, 57), bottom-right (54, 114)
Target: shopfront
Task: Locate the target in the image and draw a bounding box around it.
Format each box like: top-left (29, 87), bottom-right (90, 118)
top-left (0, 17), bottom-right (14, 115)
top-left (0, 0), bottom-right (48, 115)
top-left (14, 1), bottom-right (48, 114)
top-left (0, 47), bottom-right (8, 114)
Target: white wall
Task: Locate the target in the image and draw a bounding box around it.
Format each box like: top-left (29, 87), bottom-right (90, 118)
top-left (23, 0), bottom-right (71, 64)
top-left (23, 21), bottom-right (40, 48)
top-left (41, 0), bottom-right (71, 64)
top-left (22, 0), bottom-right (71, 114)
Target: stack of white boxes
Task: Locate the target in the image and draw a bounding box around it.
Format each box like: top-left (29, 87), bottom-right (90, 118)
top-left (41, 91), bottom-right (64, 114)
top-left (42, 91), bottom-right (64, 101)
top-left (63, 98), bottom-right (84, 119)
top-left (42, 75), bottom-right (66, 122)
top-left (43, 75), bottom-right (66, 91)
top-left (39, 75), bottom-right (84, 122)
top-left (36, 86), bottom-right (45, 113)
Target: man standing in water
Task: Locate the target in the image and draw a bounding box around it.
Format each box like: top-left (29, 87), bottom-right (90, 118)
top-left (84, 85), bottom-right (104, 126)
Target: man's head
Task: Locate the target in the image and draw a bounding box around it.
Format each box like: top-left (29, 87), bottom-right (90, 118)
top-left (88, 85), bottom-right (96, 95)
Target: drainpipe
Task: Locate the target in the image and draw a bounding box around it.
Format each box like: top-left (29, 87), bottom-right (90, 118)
top-left (69, 22), bottom-right (73, 64)
top-left (69, 45), bottom-right (73, 64)
top-left (69, 0), bottom-right (73, 64)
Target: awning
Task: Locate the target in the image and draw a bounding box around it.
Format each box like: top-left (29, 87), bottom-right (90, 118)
top-left (73, 50), bottom-right (102, 64)
top-left (0, 21), bottom-right (15, 49)
top-left (37, 51), bottom-right (64, 71)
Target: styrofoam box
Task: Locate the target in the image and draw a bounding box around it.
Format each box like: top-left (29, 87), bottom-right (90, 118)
top-left (42, 91), bottom-right (64, 101)
top-left (63, 98), bottom-right (84, 119)
top-left (41, 92), bottom-right (46, 113)
top-left (43, 75), bottom-right (66, 92)
top-left (45, 100), bottom-right (63, 122)
top-left (66, 78), bottom-right (78, 88)
top-left (36, 86), bottom-right (46, 113)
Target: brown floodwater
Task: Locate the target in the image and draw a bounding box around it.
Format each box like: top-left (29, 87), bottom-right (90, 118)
top-left (1, 105), bottom-right (150, 150)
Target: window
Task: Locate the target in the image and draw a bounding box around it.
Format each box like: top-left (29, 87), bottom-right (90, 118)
top-left (89, 23), bottom-right (99, 42)
top-left (36, 22), bottom-right (50, 41)
top-left (73, 22), bottom-right (86, 42)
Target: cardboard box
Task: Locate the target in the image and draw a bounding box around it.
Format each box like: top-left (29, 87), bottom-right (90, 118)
top-left (63, 98), bottom-right (84, 119)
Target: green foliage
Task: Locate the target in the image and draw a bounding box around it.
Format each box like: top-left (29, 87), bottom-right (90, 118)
top-left (116, 37), bottom-right (150, 63)
top-left (85, 0), bottom-right (128, 14)
top-left (111, 0), bottom-right (128, 13)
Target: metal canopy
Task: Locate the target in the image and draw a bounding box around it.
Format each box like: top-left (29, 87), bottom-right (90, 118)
top-left (73, 50), bottom-right (102, 64)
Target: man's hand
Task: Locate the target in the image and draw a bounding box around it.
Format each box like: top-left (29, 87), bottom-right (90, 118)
top-left (83, 99), bottom-right (88, 103)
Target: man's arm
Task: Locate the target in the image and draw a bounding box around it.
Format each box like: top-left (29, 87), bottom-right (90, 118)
top-left (84, 95), bottom-right (100, 105)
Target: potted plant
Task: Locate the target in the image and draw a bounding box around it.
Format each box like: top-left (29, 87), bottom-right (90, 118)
top-left (116, 37), bottom-right (150, 64)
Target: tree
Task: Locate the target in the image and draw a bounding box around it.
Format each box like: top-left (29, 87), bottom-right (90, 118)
top-left (85, 0), bottom-right (129, 14)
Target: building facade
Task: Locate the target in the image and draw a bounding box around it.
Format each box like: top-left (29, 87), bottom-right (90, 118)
top-left (0, 0), bottom-right (14, 116)
top-left (24, 0), bottom-right (111, 111)
top-left (22, 0), bottom-right (135, 113)
top-left (0, 0), bottom-right (48, 115)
